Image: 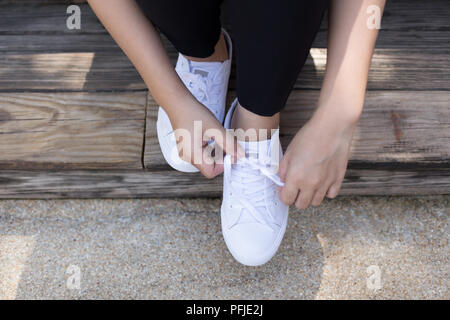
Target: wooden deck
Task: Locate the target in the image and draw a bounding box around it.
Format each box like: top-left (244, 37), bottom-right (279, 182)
top-left (0, 0), bottom-right (448, 198)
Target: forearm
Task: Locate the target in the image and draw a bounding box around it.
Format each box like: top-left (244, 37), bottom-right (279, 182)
top-left (316, 0), bottom-right (386, 125)
top-left (87, 0), bottom-right (194, 113)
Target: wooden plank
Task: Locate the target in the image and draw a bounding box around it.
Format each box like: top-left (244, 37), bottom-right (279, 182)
top-left (144, 91), bottom-right (450, 168)
top-left (144, 94), bottom-right (166, 168)
top-left (0, 2), bottom-right (448, 91)
top-left (3, 1), bottom-right (449, 47)
top-left (0, 92), bottom-right (147, 169)
top-left (281, 91), bottom-right (450, 164)
top-left (299, 48), bottom-right (450, 91)
top-left (0, 34), bottom-right (120, 54)
top-left (1, 48), bottom-right (448, 92)
top-left (0, 51), bottom-right (144, 91)
top-left (0, 168), bottom-right (448, 199)
top-left (0, 2), bottom-right (101, 34)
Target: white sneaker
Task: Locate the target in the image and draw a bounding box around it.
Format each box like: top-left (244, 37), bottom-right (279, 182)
top-left (221, 99), bottom-right (289, 266)
top-left (156, 29), bottom-right (233, 172)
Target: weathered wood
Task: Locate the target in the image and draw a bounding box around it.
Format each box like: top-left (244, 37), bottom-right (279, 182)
top-left (0, 92), bottom-right (147, 169)
top-left (0, 168), bottom-right (448, 199)
top-left (144, 91), bottom-right (450, 168)
top-left (144, 94), bottom-right (166, 168)
top-left (299, 48), bottom-right (450, 91)
top-left (0, 1), bottom-right (449, 91)
top-left (1, 48), bottom-right (448, 92)
top-left (0, 0), bottom-right (447, 197)
top-left (3, 1), bottom-right (449, 46)
top-left (0, 2), bottom-right (100, 34)
top-left (0, 51), bottom-right (143, 91)
top-left (281, 91), bottom-right (450, 165)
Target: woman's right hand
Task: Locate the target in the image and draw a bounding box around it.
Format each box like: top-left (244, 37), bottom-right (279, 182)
top-left (168, 98), bottom-right (244, 178)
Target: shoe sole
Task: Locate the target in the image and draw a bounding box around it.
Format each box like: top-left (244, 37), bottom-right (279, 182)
top-left (156, 107), bottom-right (200, 173)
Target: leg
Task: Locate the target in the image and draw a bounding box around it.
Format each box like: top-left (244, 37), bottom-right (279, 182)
top-left (229, 0), bottom-right (328, 138)
top-left (135, 0), bottom-right (233, 172)
top-left (135, 0), bottom-right (226, 60)
top-left (219, 1), bottom-right (328, 267)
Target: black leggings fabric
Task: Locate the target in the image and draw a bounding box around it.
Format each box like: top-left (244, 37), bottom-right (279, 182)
top-left (135, 0), bottom-right (328, 116)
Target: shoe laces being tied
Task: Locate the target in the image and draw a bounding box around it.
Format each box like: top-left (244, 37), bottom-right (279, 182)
top-left (224, 150), bottom-right (285, 232)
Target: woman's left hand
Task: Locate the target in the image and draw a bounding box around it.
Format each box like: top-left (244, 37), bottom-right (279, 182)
top-left (278, 108), bottom-right (358, 209)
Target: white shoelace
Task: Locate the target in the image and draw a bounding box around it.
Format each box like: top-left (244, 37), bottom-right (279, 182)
top-left (180, 72), bottom-right (222, 109)
top-left (163, 71), bottom-right (222, 139)
top-left (224, 154), bottom-right (285, 231)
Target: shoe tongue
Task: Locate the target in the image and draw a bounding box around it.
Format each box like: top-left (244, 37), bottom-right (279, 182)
top-left (238, 139), bottom-right (271, 160)
top-left (190, 60), bottom-right (222, 79)
top-left (237, 129), bottom-right (281, 161)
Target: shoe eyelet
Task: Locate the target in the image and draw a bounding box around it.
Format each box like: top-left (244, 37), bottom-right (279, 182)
top-left (229, 204), bottom-right (233, 209)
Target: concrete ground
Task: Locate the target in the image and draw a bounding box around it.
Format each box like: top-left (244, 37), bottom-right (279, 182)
top-left (0, 195), bottom-right (448, 300)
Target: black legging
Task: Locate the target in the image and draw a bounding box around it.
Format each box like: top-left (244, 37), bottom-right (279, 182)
top-left (135, 0), bottom-right (328, 116)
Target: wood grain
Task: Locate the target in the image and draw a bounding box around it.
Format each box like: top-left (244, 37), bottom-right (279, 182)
top-left (0, 0), bottom-right (447, 197)
top-left (144, 91), bottom-right (450, 168)
top-left (0, 51), bottom-right (143, 91)
top-left (1, 48), bottom-right (448, 92)
top-left (0, 92), bottom-right (147, 169)
top-left (0, 1), bottom-right (448, 91)
top-left (281, 91), bottom-right (450, 164)
top-left (0, 2), bottom-right (100, 34)
top-left (3, 1), bottom-right (449, 46)
top-left (0, 168), bottom-right (447, 199)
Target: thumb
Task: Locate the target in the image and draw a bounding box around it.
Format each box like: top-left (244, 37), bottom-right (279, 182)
top-left (278, 155), bottom-right (288, 183)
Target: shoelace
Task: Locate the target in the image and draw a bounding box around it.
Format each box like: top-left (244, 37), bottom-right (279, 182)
top-left (224, 154), bottom-right (285, 232)
top-left (180, 71), bottom-right (222, 108)
top-left (163, 71), bottom-right (222, 139)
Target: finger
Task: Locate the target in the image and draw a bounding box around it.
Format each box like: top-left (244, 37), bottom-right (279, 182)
top-left (311, 174), bottom-right (335, 206)
top-left (195, 160), bottom-right (224, 179)
top-left (326, 181), bottom-right (342, 199)
top-left (295, 188), bottom-right (314, 210)
top-left (326, 172), bottom-right (345, 199)
top-left (278, 180), bottom-right (299, 206)
top-left (194, 145), bottom-right (224, 179)
top-left (212, 162), bottom-right (224, 175)
top-left (311, 187), bottom-right (328, 207)
top-left (278, 156), bottom-right (289, 182)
